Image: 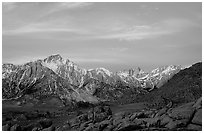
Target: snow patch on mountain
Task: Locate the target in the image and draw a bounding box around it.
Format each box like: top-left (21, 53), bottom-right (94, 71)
top-left (162, 65), bottom-right (177, 75)
top-left (41, 61), bottom-right (59, 72)
top-left (96, 67), bottom-right (112, 77)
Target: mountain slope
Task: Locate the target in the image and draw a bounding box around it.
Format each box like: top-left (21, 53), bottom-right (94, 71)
top-left (2, 54), bottom-right (184, 105)
top-left (135, 62), bottom-right (202, 108)
top-left (2, 60), bottom-right (99, 105)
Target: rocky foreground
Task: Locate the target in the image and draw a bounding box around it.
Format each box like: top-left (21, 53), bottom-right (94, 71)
top-left (2, 97), bottom-right (202, 131)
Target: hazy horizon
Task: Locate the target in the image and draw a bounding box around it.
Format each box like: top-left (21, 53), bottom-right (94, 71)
top-left (2, 2), bottom-right (202, 72)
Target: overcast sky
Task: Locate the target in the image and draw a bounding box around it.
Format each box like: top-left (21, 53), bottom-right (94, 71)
top-left (2, 2), bottom-right (202, 72)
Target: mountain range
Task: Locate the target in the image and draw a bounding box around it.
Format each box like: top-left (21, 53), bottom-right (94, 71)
top-left (2, 54), bottom-right (194, 106)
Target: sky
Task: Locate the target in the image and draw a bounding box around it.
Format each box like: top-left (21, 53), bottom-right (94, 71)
top-left (2, 2), bottom-right (202, 72)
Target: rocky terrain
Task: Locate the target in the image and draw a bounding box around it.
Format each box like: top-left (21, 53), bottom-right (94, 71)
top-left (2, 54), bottom-right (202, 131)
top-left (2, 97), bottom-right (202, 131)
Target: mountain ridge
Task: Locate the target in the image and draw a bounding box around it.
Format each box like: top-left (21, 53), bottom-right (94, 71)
top-left (2, 54), bottom-right (186, 105)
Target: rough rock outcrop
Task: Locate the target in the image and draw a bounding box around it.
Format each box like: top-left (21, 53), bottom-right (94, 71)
top-left (58, 97), bottom-right (202, 131)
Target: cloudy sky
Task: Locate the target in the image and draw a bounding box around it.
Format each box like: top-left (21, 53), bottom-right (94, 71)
top-left (2, 2), bottom-right (202, 72)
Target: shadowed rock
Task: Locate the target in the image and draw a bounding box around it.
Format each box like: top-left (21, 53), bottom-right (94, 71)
top-left (187, 124), bottom-right (202, 131)
top-left (2, 124), bottom-right (11, 131)
top-left (10, 124), bottom-right (21, 131)
top-left (191, 109), bottom-right (202, 125)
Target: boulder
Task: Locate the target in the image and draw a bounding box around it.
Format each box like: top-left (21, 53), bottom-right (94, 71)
top-left (98, 120), bottom-right (110, 131)
top-left (58, 124), bottom-right (71, 131)
top-left (32, 127), bottom-right (41, 131)
top-left (87, 106), bottom-right (111, 122)
top-left (165, 119), bottom-right (189, 130)
top-left (22, 123), bottom-right (42, 131)
top-left (117, 121), bottom-right (144, 131)
top-left (38, 119), bottom-right (52, 128)
top-left (94, 106), bottom-right (105, 114)
top-left (143, 110), bottom-right (155, 118)
top-left (113, 118), bottom-right (147, 131)
top-left (84, 123), bottom-right (94, 131)
top-left (107, 115), bottom-right (112, 120)
top-left (191, 109), bottom-right (202, 125)
top-left (42, 126), bottom-right (55, 131)
top-left (69, 117), bottom-right (80, 126)
top-left (160, 114), bottom-right (172, 126)
top-left (165, 119), bottom-right (178, 130)
top-left (94, 112), bottom-right (109, 123)
top-left (187, 124), bottom-right (202, 131)
top-left (168, 104), bottom-right (195, 121)
top-left (84, 123), bottom-right (99, 131)
top-left (155, 108), bottom-right (167, 117)
top-left (103, 106), bottom-right (112, 115)
top-left (103, 124), bottom-right (114, 131)
top-left (193, 97), bottom-right (202, 110)
top-left (113, 119), bottom-right (128, 131)
top-left (113, 112), bottom-right (126, 119)
top-left (70, 123), bottom-right (80, 129)
top-left (142, 117), bottom-right (160, 128)
top-left (113, 117), bottom-right (123, 126)
top-left (77, 113), bottom-right (88, 123)
top-left (79, 120), bottom-right (92, 131)
top-left (136, 112), bottom-right (148, 118)
top-left (129, 113), bottom-right (138, 121)
top-left (2, 124), bottom-right (10, 131)
top-left (133, 118), bottom-right (146, 128)
top-left (10, 124), bottom-right (21, 131)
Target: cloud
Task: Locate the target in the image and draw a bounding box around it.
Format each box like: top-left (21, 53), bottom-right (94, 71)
top-left (93, 25), bottom-right (173, 41)
top-left (58, 2), bottom-right (93, 9)
top-left (2, 3), bottom-right (198, 44)
top-left (160, 18), bottom-right (199, 29)
top-left (43, 2), bottom-right (93, 17)
top-left (3, 21), bottom-right (91, 36)
top-left (70, 58), bottom-right (121, 64)
top-left (110, 47), bottom-right (129, 52)
top-left (93, 18), bottom-right (198, 41)
top-left (97, 30), bottom-right (173, 41)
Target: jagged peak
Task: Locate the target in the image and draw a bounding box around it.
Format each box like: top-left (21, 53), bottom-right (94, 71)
top-left (44, 54), bottom-right (63, 62)
top-left (151, 65), bottom-right (181, 75)
top-left (95, 67), bottom-right (112, 76)
top-left (117, 67), bottom-right (146, 76)
top-left (2, 63), bottom-right (15, 67)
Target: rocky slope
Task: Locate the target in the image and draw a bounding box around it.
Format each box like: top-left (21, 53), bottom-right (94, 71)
top-left (2, 97), bottom-right (202, 131)
top-left (1, 54), bottom-right (184, 104)
top-left (59, 97), bottom-right (202, 131)
top-left (134, 62), bottom-right (202, 108)
top-left (2, 60), bottom-right (98, 105)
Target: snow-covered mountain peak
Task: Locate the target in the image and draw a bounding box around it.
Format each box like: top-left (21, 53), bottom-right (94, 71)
top-left (44, 54), bottom-right (63, 63)
top-left (2, 54), bottom-right (184, 95)
top-left (151, 65), bottom-right (181, 74)
top-left (162, 65), bottom-right (178, 74)
top-left (117, 67), bottom-right (147, 78)
top-left (96, 67), bottom-right (112, 76)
